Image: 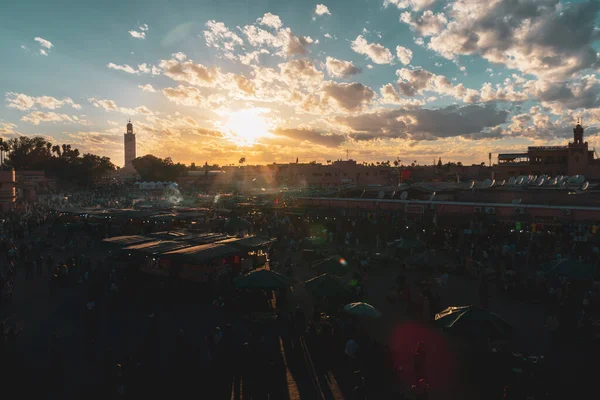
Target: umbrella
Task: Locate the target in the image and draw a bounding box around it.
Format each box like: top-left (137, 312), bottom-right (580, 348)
top-left (312, 257), bottom-right (352, 276)
top-left (304, 274), bottom-right (352, 298)
top-left (434, 305), bottom-right (513, 339)
top-left (234, 268), bottom-right (292, 290)
top-left (344, 302), bottom-right (382, 318)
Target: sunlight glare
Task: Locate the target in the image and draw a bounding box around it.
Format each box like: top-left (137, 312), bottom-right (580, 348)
top-left (224, 108), bottom-right (273, 146)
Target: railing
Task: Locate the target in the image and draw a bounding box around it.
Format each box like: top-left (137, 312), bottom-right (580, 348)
top-left (527, 146), bottom-right (567, 151)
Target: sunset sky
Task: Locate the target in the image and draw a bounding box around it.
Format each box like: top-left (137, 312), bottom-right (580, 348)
top-left (1, 0), bottom-right (600, 167)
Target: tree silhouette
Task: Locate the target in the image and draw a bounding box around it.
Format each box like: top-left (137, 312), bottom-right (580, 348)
top-left (239, 157), bottom-right (246, 165)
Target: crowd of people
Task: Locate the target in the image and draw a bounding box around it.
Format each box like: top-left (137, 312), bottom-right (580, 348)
top-left (0, 185), bottom-right (598, 399)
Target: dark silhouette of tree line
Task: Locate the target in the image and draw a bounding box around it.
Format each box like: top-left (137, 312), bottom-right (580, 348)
top-left (1, 136), bottom-right (115, 187)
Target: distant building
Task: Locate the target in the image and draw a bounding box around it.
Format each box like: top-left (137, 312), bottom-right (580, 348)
top-left (16, 170), bottom-right (54, 201)
top-left (0, 169), bottom-right (16, 211)
top-left (118, 120), bottom-right (139, 181)
top-left (124, 120), bottom-right (136, 170)
top-left (494, 123), bottom-right (599, 180)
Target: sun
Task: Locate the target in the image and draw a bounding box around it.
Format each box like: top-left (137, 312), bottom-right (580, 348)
top-left (224, 108), bottom-right (273, 146)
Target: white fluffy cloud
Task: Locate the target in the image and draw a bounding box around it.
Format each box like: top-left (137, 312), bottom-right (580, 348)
top-left (257, 12), bottom-right (283, 29)
top-left (315, 4), bottom-right (331, 16)
top-left (384, 0), bottom-right (437, 11)
top-left (106, 63), bottom-right (151, 74)
top-left (425, 0), bottom-right (600, 80)
top-left (241, 24), bottom-right (314, 57)
top-left (400, 10), bottom-right (448, 37)
top-left (5, 92), bottom-right (81, 111)
top-left (351, 35), bottom-right (394, 64)
top-left (87, 97), bottom-right (154, 116)
top-left (158, 57), bottom-right (225, 87)
top-left (203, 20), bottom-right (244, 57)
top-left (34, 37), bottom-right (53, 49)
top-left (395, 46), bottom-right (413, 65)
top-left (138, 84), bottom-right (156, 93)
top-left (129, 24), bottom-right (148, 39)
top-left (325, 57), bottom-right (361, 78)
top-left (162, 86), bottom-right (209, 107)
top-left (21, 111), bottom-right (90, 126)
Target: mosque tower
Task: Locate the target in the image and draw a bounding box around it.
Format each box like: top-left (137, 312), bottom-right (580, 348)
top-left (124, 120), bottom-right (136, 169)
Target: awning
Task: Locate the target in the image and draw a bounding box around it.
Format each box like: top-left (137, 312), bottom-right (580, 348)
top-left (102, 235), bottom-right (154, 248)
top-left (162, 243), bottom-right (240, 264)
top-left (123, 240), bottom-right (193, 255)
top-left (216, 236), bottom-right (276, 250)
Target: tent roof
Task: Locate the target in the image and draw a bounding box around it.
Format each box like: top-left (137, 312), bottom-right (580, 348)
top-left (162, 242), bottom-right (240, 264)
top-left (217, 236), bottom-right (276, 250)
top-left (102, 235), bottom-right (153, 247)
top-left (234, 268), bottom-right (292, 289)
top-left (123, 240), bottom-right (192, 255)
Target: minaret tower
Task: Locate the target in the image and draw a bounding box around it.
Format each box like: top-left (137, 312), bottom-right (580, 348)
top-left (124, 120), bottom-right (136, 169)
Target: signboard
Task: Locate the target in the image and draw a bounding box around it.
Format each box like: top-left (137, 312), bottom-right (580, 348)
top-left (405, 204), bottom-right (425, 214)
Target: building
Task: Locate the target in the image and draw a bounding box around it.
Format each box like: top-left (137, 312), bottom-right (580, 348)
top-left (124, 120), bottom-right (136, 170)
top-left (494, 123), bottom-right (598, 180)
top-left (117, 120), bottom-right (139, 181)
top-left (276, 159), bottom-right (395, 187)
top-left (16, 170), bottom-right (55, 201)
top-left (0, 169), bottom-right (16, 212)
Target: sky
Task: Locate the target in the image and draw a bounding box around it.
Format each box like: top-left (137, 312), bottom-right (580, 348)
top-left (1, 0), bottom-right (600, 167)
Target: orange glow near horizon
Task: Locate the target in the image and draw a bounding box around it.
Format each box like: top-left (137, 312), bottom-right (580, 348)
top-left (224, 109), bottom-right (274, 146)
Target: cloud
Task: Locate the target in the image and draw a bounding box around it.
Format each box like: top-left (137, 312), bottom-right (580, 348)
top-left (5, 92), bottom-right (81, 111)
top-left (394, 67), bottom-right (480, 102)
top-left (87, 97), bottom-right (154, 115)
top-left (321, 81), bottom-right (376, 112)
top-left (395, 46), bottom-right (413, 65)
top-left (479, 81), bottom-right (528, 103)
top-left (281, 28), bottom-right (314, 56)
top-left (158, 57), bottom-right (223, 87)
top-left (203, 20), bottom-right (244, 57)
top-left (258, 12), bottom-right (283, 29)
top-left (426, 0), bottom-right (600, 80)
top-left (315, 4), bottom-right (331, 16)
top-left (335, 104), bottom-right (508, 141)
top-left (21, 111), bottom-right (90, 126)
top-left (351, 35), bottom-right (394, 64)
top-left (279, 59), bottom-right (324, 90)
top-left (238, 49), bottom-right (270, 65)
top-left (129, 24), bottom-right (148, 39)
top-left (325, 57), bottom-right (361, 78)
top-left (400, 10), bottom-right (448, 37)
top-left (162, 85), bottom-right (209, 107)
top-left (273, 127), bottom-right (345, 147)
top-left (107, 63), bottom-right (140, 74)
top-left (384, 0), bottom-right (437, 11)
top-left (524, 75), bottom-right (600, 109)
top-left (0, 122), bottom-right (20, 137)
top-left (379, 83), bottom-right (425, 106)
top-left (241, 23), bottom-right (313, 57)
top-left (34, 37), bottom-right (53, 49)
top-left (40, 49), bottom-right (48, 56)
top-left (66, 131), bottom-right (121, 146)
top-left (138, 84), bottom-right (156, 93)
